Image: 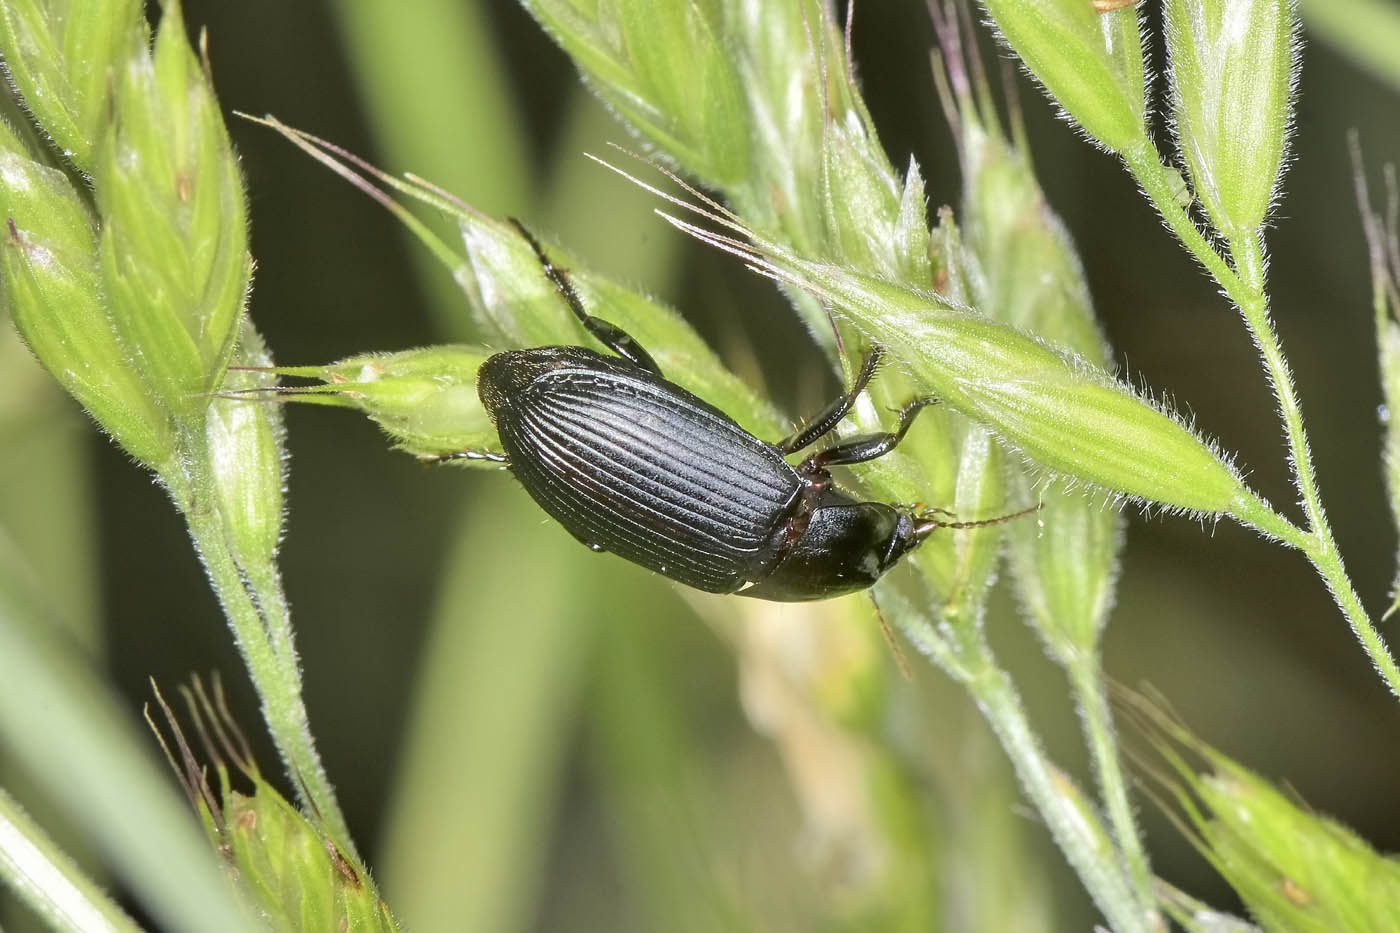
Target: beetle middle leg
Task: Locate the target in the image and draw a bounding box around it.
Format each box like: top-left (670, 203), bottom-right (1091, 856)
top-left (797, 396), bottom-right (940, 475)
top-left (508, 218), bottom-right (662, 377)
top-left (421, 449), bottom-right (509, 465)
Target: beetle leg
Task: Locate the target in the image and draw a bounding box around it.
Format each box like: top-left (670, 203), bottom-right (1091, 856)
top-left (778, 346), bottom-right (883, 453)
top-left (796, 396), bottom-right (939, 474)
top-left (749, 468), bottom-right (831, 580)
top-left (508, 218), bottom-right (663, 377)
top-left (421, 449), bottom-right (509, 465)
top-left (573, 315), bottom-right (663, 378)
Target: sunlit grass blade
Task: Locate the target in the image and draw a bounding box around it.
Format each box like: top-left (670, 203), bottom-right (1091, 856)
top-left (0, 786), bottom-right (138, 933)
top-left (0, 570), bottom-right (248, 931)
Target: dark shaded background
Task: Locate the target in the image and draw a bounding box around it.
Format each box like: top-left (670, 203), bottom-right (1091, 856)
top-left (69, 0), bottom-right (1400, 927)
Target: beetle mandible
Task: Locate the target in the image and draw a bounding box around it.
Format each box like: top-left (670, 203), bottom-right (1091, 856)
top-left (459, 220), bottom-right (1036, 601)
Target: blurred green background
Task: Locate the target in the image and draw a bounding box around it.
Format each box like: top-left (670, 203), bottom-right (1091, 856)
top-left (4, 0), bottom-right (1400, 929)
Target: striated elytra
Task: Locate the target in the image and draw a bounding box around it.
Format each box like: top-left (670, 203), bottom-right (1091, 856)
top-left (459, 221), bottom-right (1035, 601)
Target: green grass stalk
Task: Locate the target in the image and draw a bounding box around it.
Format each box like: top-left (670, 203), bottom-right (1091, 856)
top-left (1122, 139), bottom-right (1400, 700)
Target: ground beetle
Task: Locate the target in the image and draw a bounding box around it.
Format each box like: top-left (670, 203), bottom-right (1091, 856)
top-left (463, 221), bottom-right (1036, 601)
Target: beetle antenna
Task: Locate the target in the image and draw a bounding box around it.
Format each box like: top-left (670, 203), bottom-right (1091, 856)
top-left (914, 501), bottom-right (1042, 537)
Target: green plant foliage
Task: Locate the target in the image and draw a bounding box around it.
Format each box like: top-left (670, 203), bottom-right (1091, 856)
top-left (0, 120), bottom-right (173, 470)
top-left (521, 0), bottom-right (751, 188)
top-left (820, 122), bottom-right (933, 284)
top-left (7, 0), bottom-right (1400, 929)
top-left (207, 322), bottom-right (286, 571)
top-left (671, 230), bottom-right (1256, 516)
top-left (1129, 691), bottom-right (1400, 931)
top-left (259, 345), bottom-right (494, 463)
top-left (148, 682), bottom-right (398, 932)
top-left (978, 0), bottom-right (1147, 152)
top-left (95, 1), bottom-right (249, 417)
top-left (223, 784), bottom-right (396, 932)
top-left (0, 785), bottom-right (139, 932)
top-left (1167, 0), bottom-right (1298, 240)
top-left (0, 0), bottom-right (142, 168)
top-left (945, 62), bottom-right (1124, 660)
top-left (0, 578), bottom-right (247, 931)
top-left (1, 0), bottom-right (251, 454)
top-left (958, 128), bottom-right (1107, 364)
top-left (0, 0), bottom-right (355, 914)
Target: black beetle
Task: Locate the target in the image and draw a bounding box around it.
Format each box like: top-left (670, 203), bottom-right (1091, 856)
top-left (460, 221), bottom-right (1036, 601)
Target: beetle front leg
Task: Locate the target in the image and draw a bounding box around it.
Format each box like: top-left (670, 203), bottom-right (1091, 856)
top-left (508, 218), bottom-right (663, 377)
top-left (778, 346), bottom-right (884, 454)
top-left (797, 396), bottom-right (940, 474)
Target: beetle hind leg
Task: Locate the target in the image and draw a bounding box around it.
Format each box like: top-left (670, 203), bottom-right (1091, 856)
top-left (508, 218), bottom-right (663, 377)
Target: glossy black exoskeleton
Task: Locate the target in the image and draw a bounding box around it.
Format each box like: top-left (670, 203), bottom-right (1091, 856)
top-left (465, 221), bottom-right (1034, 601)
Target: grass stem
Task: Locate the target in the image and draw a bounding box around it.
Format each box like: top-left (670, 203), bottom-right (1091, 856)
top-left (1067, 654), bottom-right (1155, 917)
top-left (172, 431), bottom-right (355, 854)
top-left (1122, 138), bottom-right (1400, 701)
